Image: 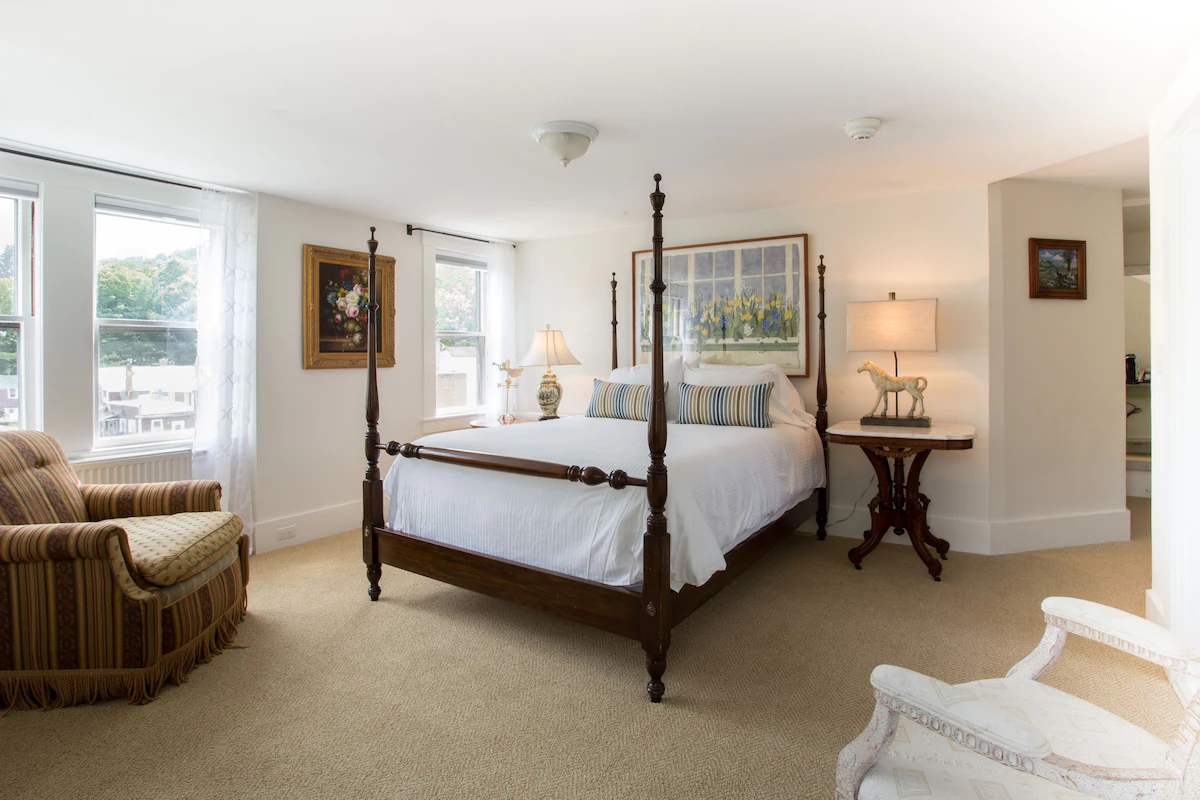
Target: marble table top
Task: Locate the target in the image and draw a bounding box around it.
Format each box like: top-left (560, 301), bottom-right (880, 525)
top-left (827, 420), bottom-right (976, 441)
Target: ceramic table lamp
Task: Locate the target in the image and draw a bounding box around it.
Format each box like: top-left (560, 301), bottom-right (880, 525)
top-left (518, 324), bottom-right (581, 420)
top-left (846, 293), bottom-right (938, 427)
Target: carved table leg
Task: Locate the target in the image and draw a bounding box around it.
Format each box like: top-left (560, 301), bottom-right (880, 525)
top-left (849, 447), bottom-right (893, 569)
top-left (904, 450), bottom-right (942, 581)
top-left (891, 455), bottom-right (906, 536)
top-left (918, 494), bottom-right (950, 560)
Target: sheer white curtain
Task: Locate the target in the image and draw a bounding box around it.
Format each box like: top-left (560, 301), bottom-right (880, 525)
top-left (194, 190), bottom-right (257, 548)
top-left (485, 241), bottom-right (517, 417)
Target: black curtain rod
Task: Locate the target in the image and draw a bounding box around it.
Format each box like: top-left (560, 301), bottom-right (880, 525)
top-left (406, 224), bottom-right (516, 248)
top-left (0, 146), bottom-right (203, 191)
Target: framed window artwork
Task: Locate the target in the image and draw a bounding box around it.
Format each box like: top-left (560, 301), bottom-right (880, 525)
top-left (631, 233), bottom-right (809, 376)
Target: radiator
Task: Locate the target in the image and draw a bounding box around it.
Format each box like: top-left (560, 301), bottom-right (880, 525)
top-left (73, 450), bottom-right (193, 485)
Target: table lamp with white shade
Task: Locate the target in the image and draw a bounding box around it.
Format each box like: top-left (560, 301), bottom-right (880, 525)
top-left (846, 293), bottom-right (938, 427)
top-left (518, 324), bottom-right (581, 420)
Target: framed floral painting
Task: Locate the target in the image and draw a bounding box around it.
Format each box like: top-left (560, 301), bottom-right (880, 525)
top-left (631, 234), bottom-right (809, 376)
top-left (302, 244), bottom-right (396, 369)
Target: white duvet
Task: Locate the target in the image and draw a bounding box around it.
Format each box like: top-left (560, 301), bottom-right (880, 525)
top-left (384, 416), bottom-right (825, 591)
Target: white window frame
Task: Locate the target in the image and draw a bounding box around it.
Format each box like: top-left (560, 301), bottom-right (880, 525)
top-left (92, 197), bottom-right (200, 451)
top-left (421, 240), bottom-right (491, 430)
top-left (0, 182), bottom-right (40, 432)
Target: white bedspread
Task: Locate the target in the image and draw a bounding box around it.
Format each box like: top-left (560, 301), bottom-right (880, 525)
top-left (383, 416), bottom-right (825, 591)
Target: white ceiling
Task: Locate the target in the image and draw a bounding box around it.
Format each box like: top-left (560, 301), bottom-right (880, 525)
top-left (1016, 138), bottom-right (1150, 192)
top-left (2, 0), bottom-right (1197, 241)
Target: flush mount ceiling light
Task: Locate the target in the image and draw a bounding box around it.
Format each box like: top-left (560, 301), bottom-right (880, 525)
top-left (531, 121), bottom-right (599, 167)
top-left (844, 117), bottom-right (882, 141)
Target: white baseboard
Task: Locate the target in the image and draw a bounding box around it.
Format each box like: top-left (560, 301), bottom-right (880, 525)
top-left (254, 500), bottom-right (360, 554)
top-left (989, 508), bottom-right (1130, 554)
top-left (826, 505), bottom-right (1130, 556)
top-left (1126, 470), bottom-right (1151, 498)
top-left (823, 506), bottom-right (993, 555)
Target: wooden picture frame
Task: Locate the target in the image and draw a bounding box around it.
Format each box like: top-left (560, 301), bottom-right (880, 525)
top-left (302, 243), bottom-right (396, 369)
top-left (631, 234), bottom-right (810, 376)
top-left (1029, 238), bottom-right (1087, 300)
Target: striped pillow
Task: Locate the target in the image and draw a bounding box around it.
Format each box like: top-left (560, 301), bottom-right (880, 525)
top-left (677, 382), bottom-right (774, 428)
top-left (586, 379), bottom-right (653, 421)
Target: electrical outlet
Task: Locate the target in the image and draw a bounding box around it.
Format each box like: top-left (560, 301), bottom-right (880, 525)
top-left (278, 525), bottom-right (296, 540)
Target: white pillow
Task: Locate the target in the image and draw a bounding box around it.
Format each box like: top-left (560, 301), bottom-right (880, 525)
top-left (684, 363), bottom-right (813, 428)
top-left (608, 355), bottom-right (686, 421)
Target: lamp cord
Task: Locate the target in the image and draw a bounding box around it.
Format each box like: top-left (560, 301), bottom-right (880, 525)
top-left (831, 474), bottom-right (877, 527)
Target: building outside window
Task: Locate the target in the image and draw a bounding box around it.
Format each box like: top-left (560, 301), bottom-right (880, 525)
top-left (94, 196), bottom-right (203, 447)
top-left (433, 253), bottom-right (488, 415)
top-left (0, 177), bottom-right (38, 431)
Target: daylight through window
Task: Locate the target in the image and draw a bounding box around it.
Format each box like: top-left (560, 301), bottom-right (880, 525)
top-left (94, 197), bottom-right (203, 447)
top-left (434, 254), bottom-right (488, 415)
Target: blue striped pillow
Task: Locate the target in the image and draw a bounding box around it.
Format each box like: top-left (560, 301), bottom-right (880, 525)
top-left (586, 379), bottom-right (653, 421)
top-left (677, 382), bottom-right (774, 428)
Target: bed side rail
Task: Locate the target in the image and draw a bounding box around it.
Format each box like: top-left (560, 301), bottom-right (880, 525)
top-left (380, 441), bottom-right (647, 490)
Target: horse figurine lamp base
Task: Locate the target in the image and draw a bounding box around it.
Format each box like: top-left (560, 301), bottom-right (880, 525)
top-left (858, 360), bottom-right (931, 428)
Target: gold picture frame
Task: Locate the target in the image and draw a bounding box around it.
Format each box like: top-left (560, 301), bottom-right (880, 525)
top-left (302, 244), bottom-right (396, 369)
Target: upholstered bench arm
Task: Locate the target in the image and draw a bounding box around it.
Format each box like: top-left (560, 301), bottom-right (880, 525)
top-left (870, 665), bottom-right (1052, 763)
top-left (0, 521), bottom-right (127, 562)
top-left (82, 480), bottom-right (223, 520)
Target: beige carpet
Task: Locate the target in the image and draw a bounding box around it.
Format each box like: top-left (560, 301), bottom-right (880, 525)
top-left (2, 498), bottom-right (1180, 799)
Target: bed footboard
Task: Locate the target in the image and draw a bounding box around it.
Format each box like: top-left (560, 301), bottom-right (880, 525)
top-left (388, 442), bottom-right (646, 490)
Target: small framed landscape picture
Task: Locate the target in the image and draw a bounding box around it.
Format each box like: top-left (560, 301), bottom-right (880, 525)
top-left (302, 244), bottom-right (396, 369)
top-left (1028, 238), bottom-right (1087, 300)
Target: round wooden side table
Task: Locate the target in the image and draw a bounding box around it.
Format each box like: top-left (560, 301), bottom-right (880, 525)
top-left (826, 420), bottom-right (975, 581)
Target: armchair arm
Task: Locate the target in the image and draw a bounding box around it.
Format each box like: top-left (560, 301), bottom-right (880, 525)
top-left (870, 665), bottom-right (1052, 766)
top-left (0, 521), bottom-right (126, 562)
top-left (1042, 596), bottom-right (1198, 674)
top-left (82, 480), bottom-right (223, 520)
top-left (837, 665), bottom-right (1179, 800)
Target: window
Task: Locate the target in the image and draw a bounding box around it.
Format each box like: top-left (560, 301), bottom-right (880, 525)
top-left (434, 253), bottom-right (487, 415)
top-left (0, 177), bottom-right (38, 431)
top-left (94, 196), bottom-right (202, 447)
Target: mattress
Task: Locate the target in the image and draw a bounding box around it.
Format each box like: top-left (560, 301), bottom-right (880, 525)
top-left (383, 416), bottom-right (825, 591)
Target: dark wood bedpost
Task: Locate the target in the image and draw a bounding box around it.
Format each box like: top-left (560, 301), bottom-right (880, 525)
top-left (364, 227), bottom-right (384, 600)
top-left (815, 255), bottom-right (829, 540)
top-left (642, 174), bottom-right (671, 703)
top-left (611, 272), bottom-right (619, 371)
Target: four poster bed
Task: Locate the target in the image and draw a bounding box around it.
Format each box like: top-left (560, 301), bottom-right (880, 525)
top-left (361, 175), bottom-right (830, 702)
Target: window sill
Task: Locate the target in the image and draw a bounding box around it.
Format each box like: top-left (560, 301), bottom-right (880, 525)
top-left (70, 442), bottom-right (195, 464)
top-left (421, 410), bottom-right (487, 435)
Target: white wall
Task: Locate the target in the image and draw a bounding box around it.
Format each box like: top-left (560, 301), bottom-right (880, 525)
top-left (1148, 46), bottom-right (1200, 661)
top-left (253, 194), bottom-right (422, 552)
top-left (987, 180), bottom-right (1128, 551)
top-left (1125, 229), bottom-right (1151, 267)
top-left (514, 186), bottom-right (998, 553)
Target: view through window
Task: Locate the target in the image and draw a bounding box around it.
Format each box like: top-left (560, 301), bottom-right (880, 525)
top-left (95, 202), bottom-right (202, 446)
top-left (434, 255), bottom-right (487, 415)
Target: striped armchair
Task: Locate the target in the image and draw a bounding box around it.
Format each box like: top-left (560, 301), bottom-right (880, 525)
top-left (0, 431), bottom-right (249, 709)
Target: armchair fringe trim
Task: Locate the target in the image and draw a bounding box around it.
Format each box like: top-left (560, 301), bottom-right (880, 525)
top-left (0, 592), bottom-right (246, 710)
